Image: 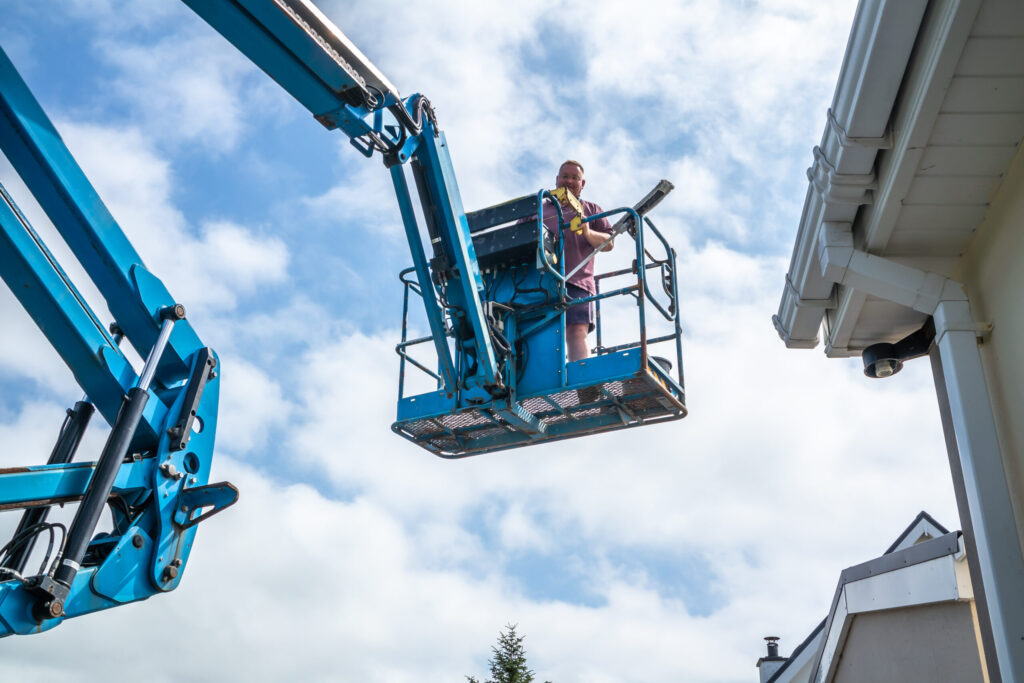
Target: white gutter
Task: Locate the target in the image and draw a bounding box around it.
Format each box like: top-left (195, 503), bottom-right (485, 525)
top-left (773, 0), bottom-right (928, 348)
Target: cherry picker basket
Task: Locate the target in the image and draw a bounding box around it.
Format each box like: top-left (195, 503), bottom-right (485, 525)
top-left (392, 188), bottom-right (687, 458)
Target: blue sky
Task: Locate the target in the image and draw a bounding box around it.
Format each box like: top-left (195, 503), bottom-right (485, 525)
top-left (0, 2), bottom-right (962, 681)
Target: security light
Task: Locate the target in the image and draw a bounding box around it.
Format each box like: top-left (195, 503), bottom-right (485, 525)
top-left (861, 320), bottom-right (935, 379)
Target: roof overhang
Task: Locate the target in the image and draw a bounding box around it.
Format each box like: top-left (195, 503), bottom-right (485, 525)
top-left (774, 0), bottom-right (1024, 357)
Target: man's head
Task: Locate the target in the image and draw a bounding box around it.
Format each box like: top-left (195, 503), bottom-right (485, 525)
top-left (556, 160), bottom-right (586, 198)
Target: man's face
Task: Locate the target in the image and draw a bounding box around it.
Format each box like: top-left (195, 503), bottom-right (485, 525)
top-left (556, 163), bottom-right (585, 198)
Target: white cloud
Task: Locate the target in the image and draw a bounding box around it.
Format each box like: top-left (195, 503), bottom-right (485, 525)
top-left (497, 502), bottom-right (553, 553)
top-left (0, 287), bottom-right (81, 399)
top-left (293, 0), bottom-right (861, 257)
top-left (225, 295), bottom-right (337, 359)
top-left (665, 157), bottom-right (723, 221)
top-left (56, 120), bottom-right (289, 315)
top-left (215, 356), bottom-right (292, 457)
top-left (301, 155), bottom-right (403, 240)
top-left (0, 444), bottom-right (938, 683)
top-left (0, 2), bottom-right (968, 681)
top-left (199, 221), bottom-right (289, 290)
top-left (97, 30), bottom-right (270, 154)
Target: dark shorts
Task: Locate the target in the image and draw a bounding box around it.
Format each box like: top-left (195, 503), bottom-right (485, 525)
top-left (566, 283), bottom-right (595, 333)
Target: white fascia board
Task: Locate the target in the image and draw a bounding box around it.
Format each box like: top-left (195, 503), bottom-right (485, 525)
top-left (815, 596), bottom-right (851, 683)
top-left (844, 553), bottom-right (972, 612)
top-left (810, 222), bottom-right (993, 358)
top-left (822, 287), bottom-right (868, 358)
top-left (774, 0), bottom-right (928, 349)
top-left (774, 187), bottom-right (837, 349)
top-left (770, 627), bottom-right (826, 683)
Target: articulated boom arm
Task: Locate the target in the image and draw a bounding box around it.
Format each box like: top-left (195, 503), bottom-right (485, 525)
top-left (182, 0), bottom-right (504, 400)
top-left (185, 1), bottom-right (687, 456)
top-left (0, 0), bottom-right (687, 638)
top-left (0, 45), bottom-right (237, 635)
top-left (0, 0), bottom-right (497, 637)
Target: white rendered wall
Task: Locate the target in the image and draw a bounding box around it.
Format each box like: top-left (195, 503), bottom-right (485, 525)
top-left (954, 141), bottom-right (1024, 550)
top-left (832, 603), bottom-right (984, 683)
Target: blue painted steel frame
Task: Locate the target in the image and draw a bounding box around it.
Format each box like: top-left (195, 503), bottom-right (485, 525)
top-left (393, 193), bottom-right (688, 457)
top-left (1, 0), bottom-right (688, 629)
top-left (409, 126), bottom-right (500, 393)
top-left (0, 0), bottom-right (518, 637)
top-left (0, 50), bottom-right (204, 437)
top-left (181, 0), bottom-right (501, 400)
top-left (390, 166), bottom-right (458, 393)
top-left (0, 46), bottom-right (234, 636)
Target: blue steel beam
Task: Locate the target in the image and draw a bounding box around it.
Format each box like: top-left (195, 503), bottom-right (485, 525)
top-left (390, 165), bottom-right (458, 393)
top-left (0, 183), bottom-right (165, 438)
top-left (412, 129), bottom-right (499, 390)
top-left (178, 2), bottom-right (501, 394)
top-left (180, 0), bottom-right (396, 125)
top-left (0, 460), bottom-right (152, 510)
top-left (0, 47), bottom-right (202, 388)
top-left (0, 343), bottom-right (225, 636)
top-left (0, 41), bottom-right (232, 637)
top-left (181, 0), bottom-right (350, 118)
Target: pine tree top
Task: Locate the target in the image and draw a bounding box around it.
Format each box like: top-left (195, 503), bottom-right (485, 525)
top-left (466, 623), bottom-right (552, 683)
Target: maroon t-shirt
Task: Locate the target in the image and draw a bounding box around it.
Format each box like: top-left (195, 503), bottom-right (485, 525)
top-left (537, 198), bottom-right (612, 293)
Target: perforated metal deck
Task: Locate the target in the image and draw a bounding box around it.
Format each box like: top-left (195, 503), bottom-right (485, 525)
top-left (393, 367), bottom-right (685, 458)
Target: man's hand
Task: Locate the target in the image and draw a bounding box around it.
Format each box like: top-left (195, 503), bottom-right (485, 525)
top-left (581, 222), bottom-right (614, 252)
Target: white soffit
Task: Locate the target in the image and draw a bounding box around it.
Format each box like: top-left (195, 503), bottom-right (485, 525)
top-left (837, 0), bottom-right (1024, 353)
top-left (887, 515), bottom-right (949, 554)
top-left (776, 0), bottom-right (1024, 356)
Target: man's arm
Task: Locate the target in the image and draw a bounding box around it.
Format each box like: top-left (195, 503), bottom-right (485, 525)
top-left (582, 208), bottom-right (614, 252)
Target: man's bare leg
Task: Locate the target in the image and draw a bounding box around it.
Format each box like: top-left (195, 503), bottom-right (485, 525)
top-left (567, 323), bottom-right (590, 362)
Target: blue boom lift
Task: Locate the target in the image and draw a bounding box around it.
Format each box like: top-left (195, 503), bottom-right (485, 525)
top-left (0, 0), bottom-right (686, 636)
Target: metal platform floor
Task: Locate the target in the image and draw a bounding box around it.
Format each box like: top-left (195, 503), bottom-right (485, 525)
top-left (393, 365), bottom-right (686, 458)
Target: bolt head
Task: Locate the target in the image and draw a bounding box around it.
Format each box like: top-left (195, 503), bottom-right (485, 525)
top-left (132, 534), bottom-right (144, 548)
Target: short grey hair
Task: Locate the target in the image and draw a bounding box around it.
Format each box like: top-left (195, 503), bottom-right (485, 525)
top-left (560, 160), bottom-right (584, 175)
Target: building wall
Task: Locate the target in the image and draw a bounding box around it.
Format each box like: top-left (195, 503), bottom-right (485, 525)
top-left (832, 602), bottom-right (984, 683)
top-left (954, 141), bottom-right (1024, 549)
